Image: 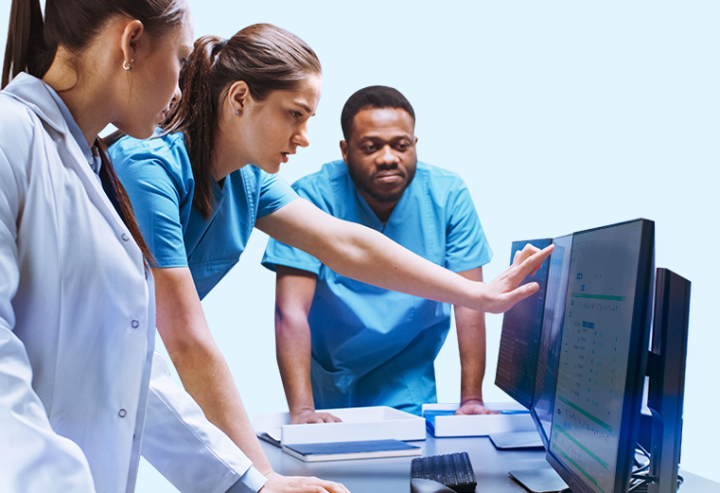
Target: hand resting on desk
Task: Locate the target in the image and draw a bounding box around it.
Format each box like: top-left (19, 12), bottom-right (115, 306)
top-left (260, 472), bottom-right (351, 493)
top-left (290, 408), bottom-right (342, 424)
top-left (454, 398), bottom-right (500, 416)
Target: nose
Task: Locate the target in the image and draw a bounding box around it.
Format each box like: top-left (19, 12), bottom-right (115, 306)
top-left (292, 121), bottom-right (310, 148)
top-left (170, 83), bottom-right (182, 106)
top-left (376, 145), bottom-right (399, 166)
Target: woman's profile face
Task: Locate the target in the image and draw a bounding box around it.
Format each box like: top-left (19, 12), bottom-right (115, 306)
top-left (241, 73), bottom-right (323, 174)
top-left (117, 12), bottom-right (195, 138)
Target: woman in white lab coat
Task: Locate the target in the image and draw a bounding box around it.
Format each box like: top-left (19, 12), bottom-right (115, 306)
top-left (0, 1), bottom-right (350, 492)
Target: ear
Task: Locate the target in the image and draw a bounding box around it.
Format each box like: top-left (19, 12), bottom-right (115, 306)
top-left (120, 20), bottom-right (145, 69)
top-left (415, 136), bottom-right (419, 145)
top-left (340, 140), bottom-right (349, 164)
top-left (226, 81), bottom-right (251, 116)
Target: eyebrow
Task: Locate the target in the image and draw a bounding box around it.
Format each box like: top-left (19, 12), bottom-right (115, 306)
top-left (293, 100), bottom-right (315, 115)
top-left (359, 134), bottom-right (412, 142)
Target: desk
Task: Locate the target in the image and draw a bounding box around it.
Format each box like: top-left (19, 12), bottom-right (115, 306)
top-left (260, 435), bottom-right (720, 492)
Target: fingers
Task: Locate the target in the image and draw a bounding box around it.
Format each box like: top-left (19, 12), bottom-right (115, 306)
top-left (319, 412), bottom-right (342, 423)
top-left (504, 281), bottom-right (540, 309)
top-left (517, 244), bottom-right (554, 277)
top-left (302, 477), bottom-right (351, 493)
top-left (262, 474), bottom-right (351, 493)
top-left (455, 403), bottom-right (500, 415)
top-left (513, 243), bottom-right (541, 266)
top-left (291, 410), bottom-right (343, 424)
top-left (322, 480), bottom-right (351, 493)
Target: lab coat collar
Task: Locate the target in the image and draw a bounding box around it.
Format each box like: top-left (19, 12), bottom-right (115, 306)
top-left (3, 72), bottom-right (144, 267)
top-left (2, 72), bottom-right (68, 135)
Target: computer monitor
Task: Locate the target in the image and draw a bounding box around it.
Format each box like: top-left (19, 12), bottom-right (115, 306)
top-left (530, 234), bottom-right (573, 448)
top-left (495, 238), bottom-right (553, 409)
top-left (646, 268), bottom-right (690, 493)
top-left (546, 219), bottom-right (655, 493)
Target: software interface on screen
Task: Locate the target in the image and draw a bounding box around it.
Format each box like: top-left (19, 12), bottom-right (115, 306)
top-left (532, 235), bottom-right (573, 444)
top-left (549, 221), bottom-right (643, 493)
top-left (495, 239), bottom-right (552, 408)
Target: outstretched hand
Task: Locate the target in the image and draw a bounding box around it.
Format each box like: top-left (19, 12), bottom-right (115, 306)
top-left (481, 244), bottom-right (554, 314)
top-left (260, 472), bottom-right (351, 493)
top-left (290, 408), bottom-right (342, 424)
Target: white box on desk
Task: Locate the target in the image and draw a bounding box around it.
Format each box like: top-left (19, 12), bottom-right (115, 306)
top-left (254, 406), bottom-right (426, 445)
top-left (422, 402), bottom-right (536, 437)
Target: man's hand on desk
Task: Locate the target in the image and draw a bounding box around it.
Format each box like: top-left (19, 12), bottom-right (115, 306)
top-left (290, 407), bottom-right (343, 424)
top-left (454, 399), bottom-right (500, 416)
top-left (260, 472), bottom-right (351, 493)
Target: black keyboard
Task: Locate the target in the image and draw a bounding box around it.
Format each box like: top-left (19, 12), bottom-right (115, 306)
top-left (410, 452), bottom-right (477, 492)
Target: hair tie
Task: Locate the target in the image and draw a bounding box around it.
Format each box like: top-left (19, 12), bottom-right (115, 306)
top-left (211, 39), bottom-right (228, 58)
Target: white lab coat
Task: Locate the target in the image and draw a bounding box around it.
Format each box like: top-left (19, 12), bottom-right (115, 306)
top-left (0, 73), bottom-right (262, 493)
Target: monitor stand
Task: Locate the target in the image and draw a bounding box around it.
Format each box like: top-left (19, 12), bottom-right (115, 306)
top-left (509, 463), bottom-right (568, 493)
top-left (489, 430), bottom-right (543, 450)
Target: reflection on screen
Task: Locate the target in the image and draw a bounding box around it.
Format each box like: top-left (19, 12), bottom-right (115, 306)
top-left (549, 221), bottom-right (643, 493)
top-left (532, 234), bottom-right (572, 446)
top-left (495, 239), bottom-right (552, 409)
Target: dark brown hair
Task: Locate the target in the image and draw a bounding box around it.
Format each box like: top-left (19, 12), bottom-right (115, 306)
top-left (2, 0), bottom-right (187, 264)
top-left (162, 23), bottom-right (322, 220)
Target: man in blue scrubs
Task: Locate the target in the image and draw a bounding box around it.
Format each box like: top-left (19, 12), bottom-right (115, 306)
top-left (262, 86), bottom-right (494, 422)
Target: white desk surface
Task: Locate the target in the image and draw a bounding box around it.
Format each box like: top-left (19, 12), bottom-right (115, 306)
top-left (260, 434), bottom-right (720, 492)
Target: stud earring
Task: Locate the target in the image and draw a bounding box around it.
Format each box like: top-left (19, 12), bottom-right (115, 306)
top-left (123, 59), bottom-right (134, 71)
top-left (235, 110), bottom-right (240, 115)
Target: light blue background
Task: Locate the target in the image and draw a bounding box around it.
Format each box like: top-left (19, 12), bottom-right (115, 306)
top-left (1, 1), bottom-right (718, 490)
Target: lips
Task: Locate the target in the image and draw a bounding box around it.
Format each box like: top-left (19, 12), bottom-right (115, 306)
top-left (374, 172), bottom-right (404, 184)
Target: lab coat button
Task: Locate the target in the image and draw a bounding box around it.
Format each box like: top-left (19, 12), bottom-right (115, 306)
top-left (121, 233), bottom-right (130, 241)
top-left (131, 320), bottom-right (139, 329)
top-left (118, 409), bottom-right (127, 418)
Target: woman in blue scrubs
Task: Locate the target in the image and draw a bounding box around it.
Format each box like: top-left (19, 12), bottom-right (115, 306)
top-left (110, 23), bottom-right (552, 492)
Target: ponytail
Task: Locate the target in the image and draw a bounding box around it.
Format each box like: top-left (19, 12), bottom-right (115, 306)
top-left (162, 36), bottom-right (223, 221)
top-left (162, 24), bottom-right (322, 221)
top-left (2, 0), bottom-right (49, 88)
top-left (96, 139), bottom-right (155, 267)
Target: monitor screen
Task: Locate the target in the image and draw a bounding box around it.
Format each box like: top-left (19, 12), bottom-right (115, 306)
top-left (531, 234), bottom-right (573, 448)
top-left (547, 219), bottom-right (654, 493)
top-left (495, 238), bottom-right (553, 409)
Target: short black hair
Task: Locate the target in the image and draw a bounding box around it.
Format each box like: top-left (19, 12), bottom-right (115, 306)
top-left (340, 85), bottom-right (415, 142)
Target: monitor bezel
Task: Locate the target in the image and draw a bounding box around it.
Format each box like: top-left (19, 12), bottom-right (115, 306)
top-left (495, 237), bottom-right (553, 409)
top-left (530, 233), bottom-right (573, 450)
top-left (545, 218), bottom-right (655, 493)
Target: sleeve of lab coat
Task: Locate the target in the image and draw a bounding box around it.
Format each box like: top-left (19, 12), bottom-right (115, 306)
top-left (0, 132), bottom-right (97, 492)
top-left (141, 352), bottom-right (267, 493)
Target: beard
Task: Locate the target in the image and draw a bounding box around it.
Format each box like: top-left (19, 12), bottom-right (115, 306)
top-left (347, 159), bottom-right (417, 204)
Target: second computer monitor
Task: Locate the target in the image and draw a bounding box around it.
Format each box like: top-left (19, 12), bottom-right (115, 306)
top-left (547, 219), bottom-right (655, 493)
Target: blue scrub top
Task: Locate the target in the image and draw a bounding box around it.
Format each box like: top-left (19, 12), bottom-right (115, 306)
top-left (262, 160), bottom-right (493, 415)
top-left (109, 132), bottom-right (298, 299)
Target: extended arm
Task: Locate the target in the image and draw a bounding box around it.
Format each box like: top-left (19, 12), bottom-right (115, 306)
top-left (274, 266), bottom-right (342, 424)
top-left (453, 267), bottom-right (496, 415)
top-left (153, 267), bottom-right (350, 493)
top-left (153, 266), bottom-right (273, 474)
top-left (256, 199), bottom-right (553, 314)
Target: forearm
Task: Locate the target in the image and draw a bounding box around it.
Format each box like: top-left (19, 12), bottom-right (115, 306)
top-left (306, 219), bottom-right (482, 309)
top-left (455, 268), bottom-right (487, 404)
top-left (458, 314), bottom-right (487, 403)
top-left (275, 315), bottom-right (315, 416)
top-left (154, 267), bottom-right (272, 475)
top-left (165, 334), bottom-right (273, 474)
